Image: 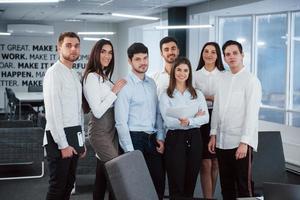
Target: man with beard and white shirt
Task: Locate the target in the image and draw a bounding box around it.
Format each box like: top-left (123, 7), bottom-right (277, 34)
top-left (43, 32), bottom-right (86, 200)
top-left (152, 36), bottom-right (180, 97)
top-left (115, 42), bottom-right (165, 199)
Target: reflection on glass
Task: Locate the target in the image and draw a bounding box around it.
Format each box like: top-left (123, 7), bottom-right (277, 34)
top-left (259, 108), bottom-right (285, 124)
top-left (292, 12), bottom-right (300, 112)
top-left (219, 16), bottom-right (252, 70)
top-left (292, 112), bottom-right (300, 127)
top-left (256, 14), bottom-right (287, 109)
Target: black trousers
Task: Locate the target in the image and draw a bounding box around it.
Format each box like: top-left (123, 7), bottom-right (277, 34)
top-left (216, 147), bottom-right (254, 200)
top-left (93, 159), bottom-right (114, 200)
top-left (46, 155), bottom-right (78, 200)
top-left (164, 128), bottom-right (202, 199)
top-left (130, 131), bottom-right (165, 200)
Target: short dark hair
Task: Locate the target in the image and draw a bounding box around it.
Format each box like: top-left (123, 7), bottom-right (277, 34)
top-left (222, 40), bottom-right (243, 55)
top-left (58, 32), bottom-right (80, 45)
top-left (159, 36), bottom-right (178, 51)
top-left (127, 42), bottom-right (148, 60)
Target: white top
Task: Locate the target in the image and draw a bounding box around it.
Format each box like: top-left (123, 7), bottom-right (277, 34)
top-left (210, 67), bottom-right (262, 151)
top-left (193, 67), bottom-right (223, 108)
top-left (152, 70), bottom-right (170, 98)
top-left (43, 60), bottom-right (85, 149)
top-left (83, 72), bottom-right (117, 119)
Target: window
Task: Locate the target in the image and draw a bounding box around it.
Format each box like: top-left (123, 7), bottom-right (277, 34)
top-left (218, 12), bottom-right (300, 127)
top-left (218, 16), bottom-right (252, 70)
top-left (128, 21), bottom-right (168, 76)
top-left (291, 12), bottom-right (300, 127)
top-left (256, 13), bottom-right (287, 124)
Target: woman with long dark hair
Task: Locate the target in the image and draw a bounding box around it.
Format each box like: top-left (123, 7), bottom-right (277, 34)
top-left (159, 57), bottom-right (209, 199)
top-left (82, 39), bottom-right (126, 200)
top-left (194, 42), bottom-right (225, 199)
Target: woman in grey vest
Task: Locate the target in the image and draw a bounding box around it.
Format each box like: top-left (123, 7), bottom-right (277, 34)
top-left (82, 39), bottom-right (126, 200)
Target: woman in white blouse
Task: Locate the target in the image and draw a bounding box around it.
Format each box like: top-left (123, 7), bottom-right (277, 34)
top-left (194, 42), bottom-right (224, 199)
top-left (159, 57), bottom-right (209, 199)
top-left (82, 39), bottom-right (126, 200)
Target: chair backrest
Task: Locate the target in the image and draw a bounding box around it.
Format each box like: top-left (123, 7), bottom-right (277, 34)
top-left (28, 85), bottom-right (43, 92)
top-left (252, 131), bottom-right (286, 193)
top-left (5, 87), bottom-right (18, 105)
top-left (263, 182), bottom-right (300, 200)
top-left (104, 150), bottom-right (159, 200)
top-left (0, 127), bottom-right (44, 164)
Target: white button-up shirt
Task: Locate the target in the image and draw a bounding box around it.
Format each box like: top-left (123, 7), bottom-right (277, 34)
top-left (210, 67), bottom-right (262, 151)
top-left (43, 60), bottom-right (84, 149)
top-left (152, 70), bottom-right (170, 98)
top-left (83, 72), bottom-right (116, 119)
top-left (194, 67), bottom-right (223, 108)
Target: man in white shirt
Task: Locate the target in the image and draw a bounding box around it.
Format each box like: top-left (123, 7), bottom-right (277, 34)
top-left (43, 32), bottom-right (86, 200)
top-left (208, 40), bottom-right (262, 200)
top-left (152, 36), bottom-right (180, 97)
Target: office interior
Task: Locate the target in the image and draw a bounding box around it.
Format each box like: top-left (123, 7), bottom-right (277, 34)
top-left (0, 0), bottom-right (300, 199)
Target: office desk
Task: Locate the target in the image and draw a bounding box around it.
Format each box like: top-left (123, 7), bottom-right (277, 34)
top-left (14, 92), bottom-right (43, 119)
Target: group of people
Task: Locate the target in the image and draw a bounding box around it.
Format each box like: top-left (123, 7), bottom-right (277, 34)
top-left (43, 31), bottom-right (262, 200)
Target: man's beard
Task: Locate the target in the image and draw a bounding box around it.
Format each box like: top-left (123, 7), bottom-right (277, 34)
top-left (133, 65), bottom-right (148, 74)
top-left (62, 53), bottom-right (79, 62)
top-left (166, 54), bottom-right (177, 64)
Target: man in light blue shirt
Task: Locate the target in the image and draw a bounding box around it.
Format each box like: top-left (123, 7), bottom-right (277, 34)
top-left (114, 42), bottom-right (165, 199)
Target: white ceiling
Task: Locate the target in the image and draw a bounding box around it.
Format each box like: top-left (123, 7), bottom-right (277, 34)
top-left (0, 0), bottom-right (209, 23)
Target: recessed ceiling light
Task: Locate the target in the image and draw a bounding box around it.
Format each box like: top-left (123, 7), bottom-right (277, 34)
top-left (111, 13), bottom-right (159, 21)
top-left (155, 24), bottom-right (213, 29)
top-left (78, 32), bottom-right (115, 35)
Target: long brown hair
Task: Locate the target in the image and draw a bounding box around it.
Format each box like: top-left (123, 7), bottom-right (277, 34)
top-left (82, 39), bottom-right (114, 83)
top-left (167, 57), bottom-right (197, 99)
top-left (196, 42), bottom-right (224, 71)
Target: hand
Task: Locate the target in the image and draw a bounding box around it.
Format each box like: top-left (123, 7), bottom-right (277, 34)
top-left (194, 110), bottom-right (205, 117)
top-left (61, 146), bottom-right (77, 158)
top-left (179, 118), bottom-right (189, 126)
top-left (112, 79), bottom-right (127, 94)
top-left (208, 135), bottom-right (216, 154)
top-left (79, 145), bottom-right (87, 159)
top-left (235, 143), bottom-right (248, 160)
top-left (156, 139), bottom-right (164, 154)
top-left (205, 95), bottom-right (214, 102)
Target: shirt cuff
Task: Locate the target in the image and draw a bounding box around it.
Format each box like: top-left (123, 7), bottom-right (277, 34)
top-left (57, 140), bottom-right (69, 149)
top-left (124, 145), bottom-right (134, 152)
top-left (240, 135), bottom-right (251, 145)
top-left (210, 129), bottom-right (217, 136)
top-left (156, 131), bottom-right (165, 141)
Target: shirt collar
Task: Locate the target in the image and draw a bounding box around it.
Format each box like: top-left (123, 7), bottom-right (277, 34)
top-left (230, 66), bottom-right (246, 77)
top-left (129, 70), bottom-right (150, 84)
top-left (200, 67), bottom-right (219, 75)
top-left (58, 60), bottom-right (73, 72)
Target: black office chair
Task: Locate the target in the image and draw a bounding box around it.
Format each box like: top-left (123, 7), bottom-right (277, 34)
top-left (5, 87), bottom-right (37, 121)
top-left (27, 85), bottom-right (44, 112)
top-left (263, 182), bottom-right (300, 200)
top-left (252, 131), bottom-right (287, 195)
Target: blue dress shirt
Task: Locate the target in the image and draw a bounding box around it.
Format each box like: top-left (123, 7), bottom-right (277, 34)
top-left (115, 71), bottom-right (164, 152)
top-left (159, 89), bottom-right (209, 131)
